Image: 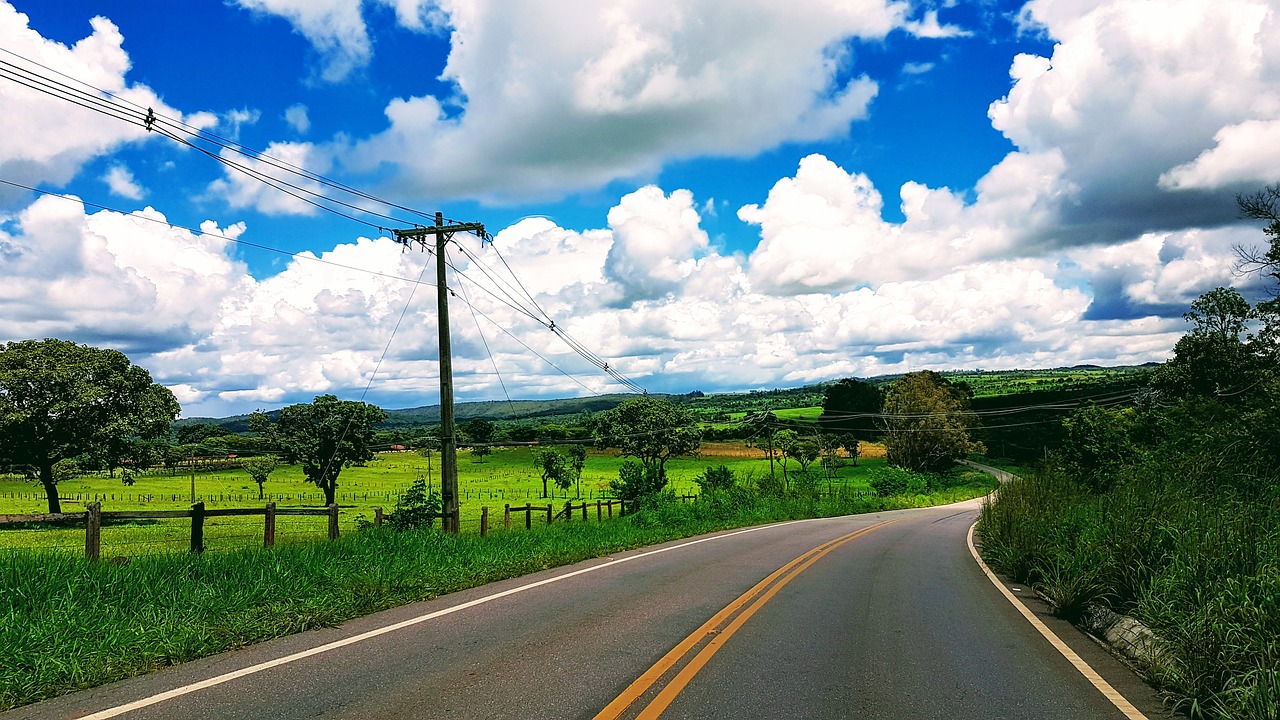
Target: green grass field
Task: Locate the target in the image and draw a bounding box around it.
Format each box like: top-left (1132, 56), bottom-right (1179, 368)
top-left (0, 444), bottom-right (886, 556)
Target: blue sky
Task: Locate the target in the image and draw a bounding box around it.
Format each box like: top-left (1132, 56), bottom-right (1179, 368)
top-left (1, 0), bottom-right (1277, 416)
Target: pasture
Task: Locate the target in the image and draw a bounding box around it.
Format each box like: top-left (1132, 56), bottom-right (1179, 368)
top-left (0, 442), bottom-right (884, 556)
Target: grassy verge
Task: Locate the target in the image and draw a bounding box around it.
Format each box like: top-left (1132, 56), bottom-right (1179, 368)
top-left (978, 468), bottom-right (1280, 720)
top-left (1, 471), bottom-right (994, 711)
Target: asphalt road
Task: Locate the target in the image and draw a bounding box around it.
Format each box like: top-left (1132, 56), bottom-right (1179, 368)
top-left (6, 498), bottom-right (1175, 719)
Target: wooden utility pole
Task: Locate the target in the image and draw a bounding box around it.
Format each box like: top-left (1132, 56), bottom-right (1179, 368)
top-left (393, 212), bottom-right (486, 534)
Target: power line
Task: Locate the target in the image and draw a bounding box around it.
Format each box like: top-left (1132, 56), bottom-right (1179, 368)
top-left (1, 50), bottom-right (648, 397)
top-left (0, 178), bottom-right (432, 287)
top-left (0, 48), bottom-right (464, 225)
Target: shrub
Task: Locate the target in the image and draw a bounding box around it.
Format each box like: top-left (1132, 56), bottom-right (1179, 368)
top-left (868, 466), bottom-right (925, 496)
top-left (611, 460), bottom-right (666, 508)
top-left (385, 476), bottom-right (441, 531)
top-left (695, 465), bottom-right (735, 492)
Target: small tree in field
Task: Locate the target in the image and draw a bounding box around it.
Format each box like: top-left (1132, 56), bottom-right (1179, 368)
top-left (256, 394), bottom-right (386, 506)
top-left (591, 396), bottom-right (701, 482)
top-left (533, 448), bottom-right (570, 498)
top-left (242, 456), bottom-right (278, 500)
top-left (567, 444), bottom-right (587, 498)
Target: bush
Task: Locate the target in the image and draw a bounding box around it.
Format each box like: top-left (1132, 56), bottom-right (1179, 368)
top-left (695, 465), bottom-right (735, 492)
top-left (868, 466), bottom-right (925, 497)
top-left (610, 460), bottom-right (666, 508)
top-left (385, 476), bottom-right (441, 531)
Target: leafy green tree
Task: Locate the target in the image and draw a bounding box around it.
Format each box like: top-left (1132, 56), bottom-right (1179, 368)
top-left (1058, 404), bottom-right (1136, 492)
top-left (793, 438), bottom-right (820, 474)
top-left (881, 371), bottom-right (982, 473)
top-left (0, 339), bottom-right (180, 513)
top-left (819, 378), bottom-right (883, 440)
top-left (175, 422), bottom-right (226, 445)
top-left (470, 444), bottom-right (492, 463)
top-left (774, 429), bottom-right (799, 490)
top-left (255, 395), bottom-right (386, 506)
top-left (1154, 287), bottom-right (1267, 401)
top-left (242, 455), bottom-right (279, 500)
top-left (533, 448), bottom-right (570, 498)
top-left (743, 410), bottom-right (779, 480)
top-left (591, 396), bottom-right (701, 482)
top-left (461, 418), bottom-right (497, 445)
top-left (567, 444), bottom-right (587, 498)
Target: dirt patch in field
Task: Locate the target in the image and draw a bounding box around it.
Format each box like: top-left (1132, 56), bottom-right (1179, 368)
top-left (858, 442), bottom-right (887, 459)
top-left (699, 442), bottom-right (769, 458)
top-left (698, 441), bottom-right (887, 460)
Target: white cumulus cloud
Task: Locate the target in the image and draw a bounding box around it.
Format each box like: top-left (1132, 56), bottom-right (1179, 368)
top-left (340, 0), bottom-right (918, 200)
top-left (0, 4), bottom-right (213, 205)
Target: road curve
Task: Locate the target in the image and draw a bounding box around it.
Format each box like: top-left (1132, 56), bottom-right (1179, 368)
top-left (5, 499), bottom-right (1173, 719)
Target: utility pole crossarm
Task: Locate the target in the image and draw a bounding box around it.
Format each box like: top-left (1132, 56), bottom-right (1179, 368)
top-left (392, 222), bottom-right (487, 246)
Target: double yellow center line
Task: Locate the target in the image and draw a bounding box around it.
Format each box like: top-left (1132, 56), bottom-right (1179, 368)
top-left (595, 518), bottom-right (897, 720)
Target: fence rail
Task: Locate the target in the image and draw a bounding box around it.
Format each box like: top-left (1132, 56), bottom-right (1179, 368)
top-left (0, 502), bottom-right (340, 559)
top-left (1, 492), bottom-right (703, 558)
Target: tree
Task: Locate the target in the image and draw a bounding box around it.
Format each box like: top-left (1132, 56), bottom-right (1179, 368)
top-left (1235, 184), bottom-right (1280, 286)
top-left (175, 422), bottom-right (226, 445)
top-left (257, 395), bottom-right (386, 506)
top-left (591, 396), bottom-right (701, 482)
top-left (386, 475), bottom-right (441, 531)
top-left (742, 410), bottom-right (779, 480)
top-left (470, 445), bottom-right (492, 463)
top-left (1153, 287), bottom-right (1266, 401)
top-left (566, 444), bottom-right (587, 498)
top-left (881, 371), bottom-right (982, 473)
top-left (0, 339), bottom-right (180, 513)
top-left (533, 448), bottom-right (570, 498)
top-left (461, 418), bottom-right (497, 445)
top-left (1058, 404), bottom-right (1136, 492)
top-left (242, 456), bottom-right (279, 500)
top-left (774, 429), bottom-right (799, 490)
top-left (819, 378), bottom-right (883, 440)
top-left (793, 438), bottom-right (820, 475)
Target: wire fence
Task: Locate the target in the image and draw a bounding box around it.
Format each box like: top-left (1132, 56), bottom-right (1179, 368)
top-left (0, 486), bottom-right (642, 506)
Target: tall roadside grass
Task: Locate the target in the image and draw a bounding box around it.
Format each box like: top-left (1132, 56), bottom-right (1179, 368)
top-left (1, 471), bottom-right (995, 711)
top-left (979, 465), bottom-right (1280, 719)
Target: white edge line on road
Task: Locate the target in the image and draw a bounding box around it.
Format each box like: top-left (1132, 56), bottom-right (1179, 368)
top-left (966, 521), bottom-right (1148, 720)
top-left (78, 517), bottom-right (833, 720)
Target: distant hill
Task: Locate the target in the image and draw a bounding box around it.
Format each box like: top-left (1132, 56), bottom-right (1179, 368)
top-left (177, 364), bottom-right (1156, 433)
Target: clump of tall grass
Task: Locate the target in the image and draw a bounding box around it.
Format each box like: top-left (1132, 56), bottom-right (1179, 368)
top-left (979, 463), bottom-right (1280, 719)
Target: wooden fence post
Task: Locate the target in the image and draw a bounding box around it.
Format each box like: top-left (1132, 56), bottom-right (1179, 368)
top-left (619, 499), bottom-right (626, 517)
top-left (374, 506), bottom-right (383, 528)
top-left (596, 500), bottom-right (602, 521)
top-left (85, 502), bottom-right (101, 561)
top-left (328, 504), bottom-right (339, 540)
top-left (608, 500), bottom-right (614, 518)
top-left (504, 503), bottom-right (511, 529)
top-left (480, 506), bottom-right (489, 537)
top-left (564, 500), bottom-right (573, 523)
top-left (546, 503), bottom-right (553, 525)
top-left (581, 502), bottom-right (588, 521)
top-left (525, 503), bottom-right (532, 530)
top-left (264, 502), bottom-right (276, 548)
top-left (190, 501), bottom-right (205, 554)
